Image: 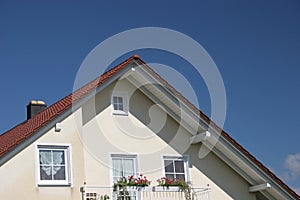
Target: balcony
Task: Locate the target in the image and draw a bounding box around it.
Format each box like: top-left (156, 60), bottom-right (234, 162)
top-left (80, 183), bottom-right (211, 200)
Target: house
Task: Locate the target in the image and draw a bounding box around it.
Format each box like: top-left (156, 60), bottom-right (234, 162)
top-left (0, 55), bottom-right (299, 200)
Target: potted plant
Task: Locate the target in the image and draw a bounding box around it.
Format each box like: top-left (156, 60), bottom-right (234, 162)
top-left (156, 177), bottom-right (191, 200)
top-left (128, 174), bottom-right (151, 189)
top-left (113, 174), bottom-right (151, 190)
top-left (113, 174), bottom-right (151, 200)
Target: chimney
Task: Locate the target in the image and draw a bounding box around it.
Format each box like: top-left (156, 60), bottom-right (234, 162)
top-left (27, 100), bottom-right (47, 119)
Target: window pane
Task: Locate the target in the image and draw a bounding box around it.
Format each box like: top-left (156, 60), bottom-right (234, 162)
top-left (113, 104), bottom-right (118, 110)
top-left (165, 174), bottom-right (175, 180)
top-left (176, 173), bottom-right (185, 181)
top-left (123, 159), bottom-right (134, 177)
top-left (118, 97), bottom-right (123, 103)
top-left (174, 160), bottom-right (184, 173)
top-left (113, 96), bottom-right (118, 103)
top-left (112, 159), bottom-right (123, 180)
top-left (40, 149), bottom-right (53, 180)
top-left (164, 160), bottom-right (174, 173)
top-left (118, 104), bottom-right (124, 111)
top-left (54, 166), bottom-right (66, 180)
top-left (53, 150), bottom-right (65, 165)
top-left (40, 166), bottom-right (52, 180)
top-left (40, 150), bottom-right (52, 165)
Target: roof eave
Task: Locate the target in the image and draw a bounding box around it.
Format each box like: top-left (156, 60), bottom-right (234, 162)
top-left (132, 58), bottom-right (299, 199)
top-left (211, 131), bottom-right (299, 199)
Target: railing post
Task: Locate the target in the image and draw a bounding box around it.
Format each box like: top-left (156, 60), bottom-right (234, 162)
top-left (80, 182), bottom-right (86, 200)
top-left (137, 187), bottom-right (141, 200)
top-left (149, 186), bottom-right (153, 200)
top-left (207, 184), bottom-right (210, 200)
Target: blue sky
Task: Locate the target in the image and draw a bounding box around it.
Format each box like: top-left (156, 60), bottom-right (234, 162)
top-left (0, 0), bottom-right (299, 193)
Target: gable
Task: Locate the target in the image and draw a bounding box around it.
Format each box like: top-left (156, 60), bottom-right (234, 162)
top-left (0, 55), bottom-right (299, 199)
top-left (0, 55), bottom-right (138, 164)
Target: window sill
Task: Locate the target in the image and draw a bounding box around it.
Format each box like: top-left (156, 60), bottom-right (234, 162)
top-left (37, 183), bottom-right (72, 187)
top-left (112, 111), bottom-right (128, 116)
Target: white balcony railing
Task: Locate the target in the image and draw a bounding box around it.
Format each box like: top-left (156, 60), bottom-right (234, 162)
top-left (80, 183), bottom-right (211, 200)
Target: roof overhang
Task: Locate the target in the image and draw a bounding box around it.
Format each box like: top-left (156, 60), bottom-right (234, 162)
top-left (122, 59), bottom-right (299, 199)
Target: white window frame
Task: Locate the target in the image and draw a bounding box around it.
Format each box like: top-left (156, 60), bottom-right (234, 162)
top-left (110, 153), bottom-right (139, 182)
top-left (111, 91), bottom-right (129, 115)
top-left (110, 153), bottom-right (139, 199)
top-left (162, 155), bottom-right (190, 182)
top-left (35, 143), bottom-right (72, 186)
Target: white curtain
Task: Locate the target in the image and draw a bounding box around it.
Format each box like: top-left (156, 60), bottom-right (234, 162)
top-left (112, 158), bottom-right (135, 181)
top-left (40, 150), bottom-right (63, 176)
top-left (113, 159), bottom-right (122, 182)
top-left (123, 159), bottom-right (134, 177)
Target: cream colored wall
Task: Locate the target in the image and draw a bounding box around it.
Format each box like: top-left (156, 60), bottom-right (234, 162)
top-left (187, 144), bottom-right (256, 200)
top-left (81, 79), bottom-right (256, 200)
top-left (0, 109), bottom-right (85, 200)
top-left (0, 78), bottom-right (256, 200)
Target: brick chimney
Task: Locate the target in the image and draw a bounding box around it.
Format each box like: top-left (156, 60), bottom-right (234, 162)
top-left (27, 100), bottom-right (47, 119)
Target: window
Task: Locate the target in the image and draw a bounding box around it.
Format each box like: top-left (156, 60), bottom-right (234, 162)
top-left (111, 154), bottom-right (138, 200)
top-left (111, 91), bottom-right (128, 115)
top-left (111, 154), bottom-right (138, 182)
top-left (36, 144), bottom-right (72, 186)
top-left (163, 156), bottom-right (189, 181)
top-left (113, 96), bottom-right (124, 111)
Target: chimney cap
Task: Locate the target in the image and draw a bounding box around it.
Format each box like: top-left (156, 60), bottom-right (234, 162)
top-left (29, 100), bottom-right (46, 105)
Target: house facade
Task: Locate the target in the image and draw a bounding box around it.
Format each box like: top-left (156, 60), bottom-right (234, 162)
top-left (0, 55), bottom-right (299, 200)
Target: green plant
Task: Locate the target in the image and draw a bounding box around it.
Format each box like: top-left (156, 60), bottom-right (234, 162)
top-left (99, 194), bottom-right (110, 200)
top-left (113, 176), bottom-right (128, 190)
top-left (156, 177), bottom-right (191, 200)
top-left (113, 174), bottom-right (151, 191)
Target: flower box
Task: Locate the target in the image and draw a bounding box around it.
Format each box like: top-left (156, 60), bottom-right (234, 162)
top-left (113, 174), bottom-right (151, 191)
top-left (152, 186), bottom-right (182, 192)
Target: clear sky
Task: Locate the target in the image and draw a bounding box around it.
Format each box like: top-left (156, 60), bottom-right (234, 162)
top-left (0, 0), bottom-right (299, 194)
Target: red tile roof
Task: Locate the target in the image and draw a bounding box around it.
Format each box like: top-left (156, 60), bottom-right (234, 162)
top-left (0, 55), bottom-right (137, 158)
top-left (0, 55), bottom-right (299, 199)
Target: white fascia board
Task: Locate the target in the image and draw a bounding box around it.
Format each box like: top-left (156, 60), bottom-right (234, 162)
top-left (249, 183), bottom-right (271, 192)
top-left (212, 135), bottom-right (297, 199)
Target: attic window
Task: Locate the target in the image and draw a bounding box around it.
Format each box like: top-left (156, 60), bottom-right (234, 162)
top-left (111, 91), bottom-right (128, 115)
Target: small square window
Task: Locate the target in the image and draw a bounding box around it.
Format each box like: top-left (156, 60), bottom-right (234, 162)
top-left (113, 96), bottom-right (124, 111)
top-left (111, 92), bottom-right (128, 115)
top-left (36, 144), bottom-right (72, 186)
